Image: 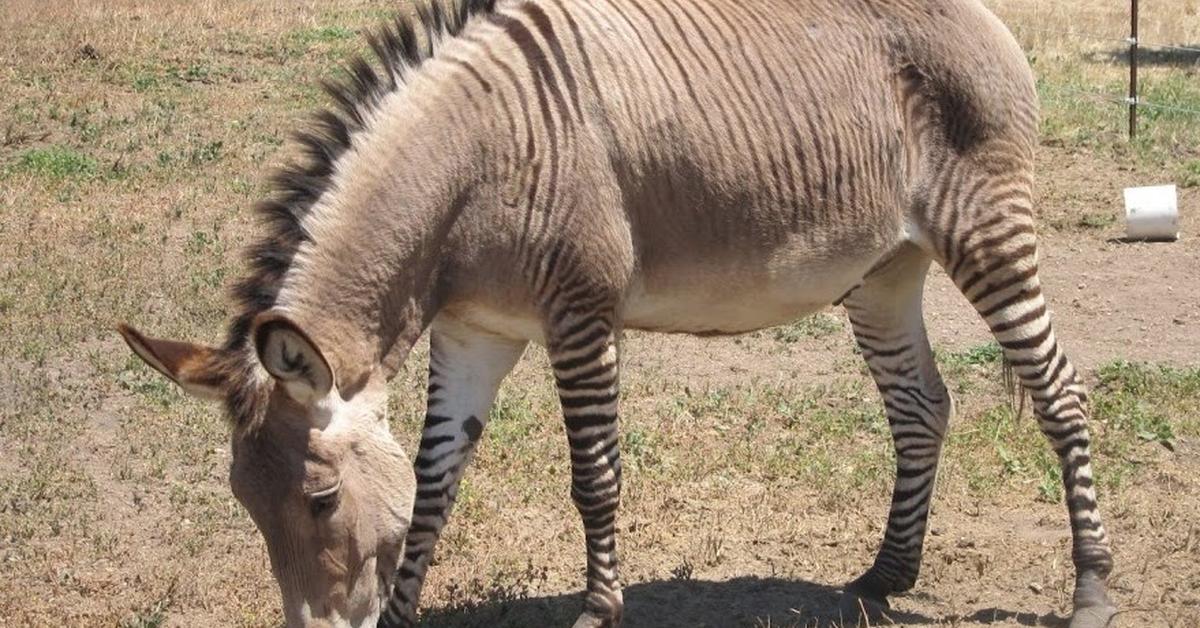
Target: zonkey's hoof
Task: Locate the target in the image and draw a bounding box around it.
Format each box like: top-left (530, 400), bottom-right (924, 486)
top-left (1069, 604), bottom-right (1117, 628)
top-left (1069, 570), bottom-right (1116, 628)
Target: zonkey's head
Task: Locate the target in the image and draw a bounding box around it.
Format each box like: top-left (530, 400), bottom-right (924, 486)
top-left (118, 312), bottom-right (415, 627)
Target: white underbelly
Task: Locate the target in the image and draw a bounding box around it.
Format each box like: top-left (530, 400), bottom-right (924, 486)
top-left (622, 264), bottom-right (866, 335)
top-left (444, 233), bottom-right (908, 341)
top-left (620, 219), bottom-right (911, 335)
top-left (446, 262), bottom-right (877, 343)
top-left (622, 293), bottom-right (835, 334)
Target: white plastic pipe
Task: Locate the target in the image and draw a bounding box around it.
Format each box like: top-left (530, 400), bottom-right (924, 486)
top-left (1123, 184), bottom-right (1179, 241)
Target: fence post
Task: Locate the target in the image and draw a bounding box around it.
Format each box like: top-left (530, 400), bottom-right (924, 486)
top-left (1128, 0), bottom-right (1139, 139)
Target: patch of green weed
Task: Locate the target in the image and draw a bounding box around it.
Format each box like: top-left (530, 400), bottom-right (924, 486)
top-left (13, 146), bottom-right (97, 179)
top-left (132, 72), bottom-right (158, 92)
top-left (486, 391), bottom-right (542, 451)
top-left (622, 425), bottom-right (666, 473)
top-left (937, 342), bottom-right (1005, 394)
top-left (771, 313), bottom-right (843, 343)
top-left (1093, 361), bottom-right (1200, 448)
top-left (940, 342), bottom-right (1004, 368)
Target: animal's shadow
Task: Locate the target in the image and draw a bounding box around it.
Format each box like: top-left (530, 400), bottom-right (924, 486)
top-left (418, 576), bottom-right (1069, 627)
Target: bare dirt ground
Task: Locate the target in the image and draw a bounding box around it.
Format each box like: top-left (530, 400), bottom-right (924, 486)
top-left (1, 1), bottom-right (1199, 627)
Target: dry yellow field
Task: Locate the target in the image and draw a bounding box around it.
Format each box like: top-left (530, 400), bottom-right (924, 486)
top-left (1, 1), bottom-right (1198, 626)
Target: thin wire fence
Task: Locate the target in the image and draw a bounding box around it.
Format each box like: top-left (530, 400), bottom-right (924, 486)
top-left (1041, 85), bottom-right (1200, 117)
top-left (1016, 24), bottom-right (1200, 55)
top-left (1002, 0), bottom-right (1200, 139)
top-left (1138, 100), bottom-right (1200, 116)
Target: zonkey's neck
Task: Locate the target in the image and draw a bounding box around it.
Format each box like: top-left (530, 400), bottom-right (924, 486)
top-left (277, 78), bottom-right (502, 391)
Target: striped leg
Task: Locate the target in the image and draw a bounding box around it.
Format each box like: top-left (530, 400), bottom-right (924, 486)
top-left (550, 314), bottom-right (624, 628)
top-left (946, 211), bottom-right (1115, 628)
top-left (379, 318), bottom-right (526, 628)
top-left (839, 244), bottom-right (953, 618)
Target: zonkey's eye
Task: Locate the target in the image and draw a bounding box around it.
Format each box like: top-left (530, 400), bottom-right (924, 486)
top-left (307, 482), bottom-right (341, 518)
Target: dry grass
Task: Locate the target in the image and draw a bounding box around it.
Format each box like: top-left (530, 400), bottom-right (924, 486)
top-left (1, 1), bottom-right (1199, 626)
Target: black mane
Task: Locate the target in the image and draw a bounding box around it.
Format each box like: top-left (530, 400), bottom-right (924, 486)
top-left (221, 0), bottom-right (498, 430)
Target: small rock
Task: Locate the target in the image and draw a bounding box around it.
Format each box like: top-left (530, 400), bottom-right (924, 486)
top-left (1029, 582), bottom-right (1043, 594)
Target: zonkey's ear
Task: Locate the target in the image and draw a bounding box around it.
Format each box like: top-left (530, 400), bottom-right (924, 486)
top-left (117, 324), bottom-right (229, 401)
top-left (251, 311), bottom-right (334, 406)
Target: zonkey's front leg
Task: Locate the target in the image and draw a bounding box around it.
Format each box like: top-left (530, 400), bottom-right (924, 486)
top-left (549, 312), bottom-right (624, 628)
top-left (380, 318), bottom-right (525, 627)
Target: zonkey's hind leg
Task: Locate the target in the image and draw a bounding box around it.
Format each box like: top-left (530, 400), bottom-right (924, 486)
top-left (548, 308), bottom-right (624, 628)
top-left (944, 205), bottom-right (1115, 627)
top-left (379, 318), bottom-right (525, 628)
top-left (839, 243), bottom-right (953, 621)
